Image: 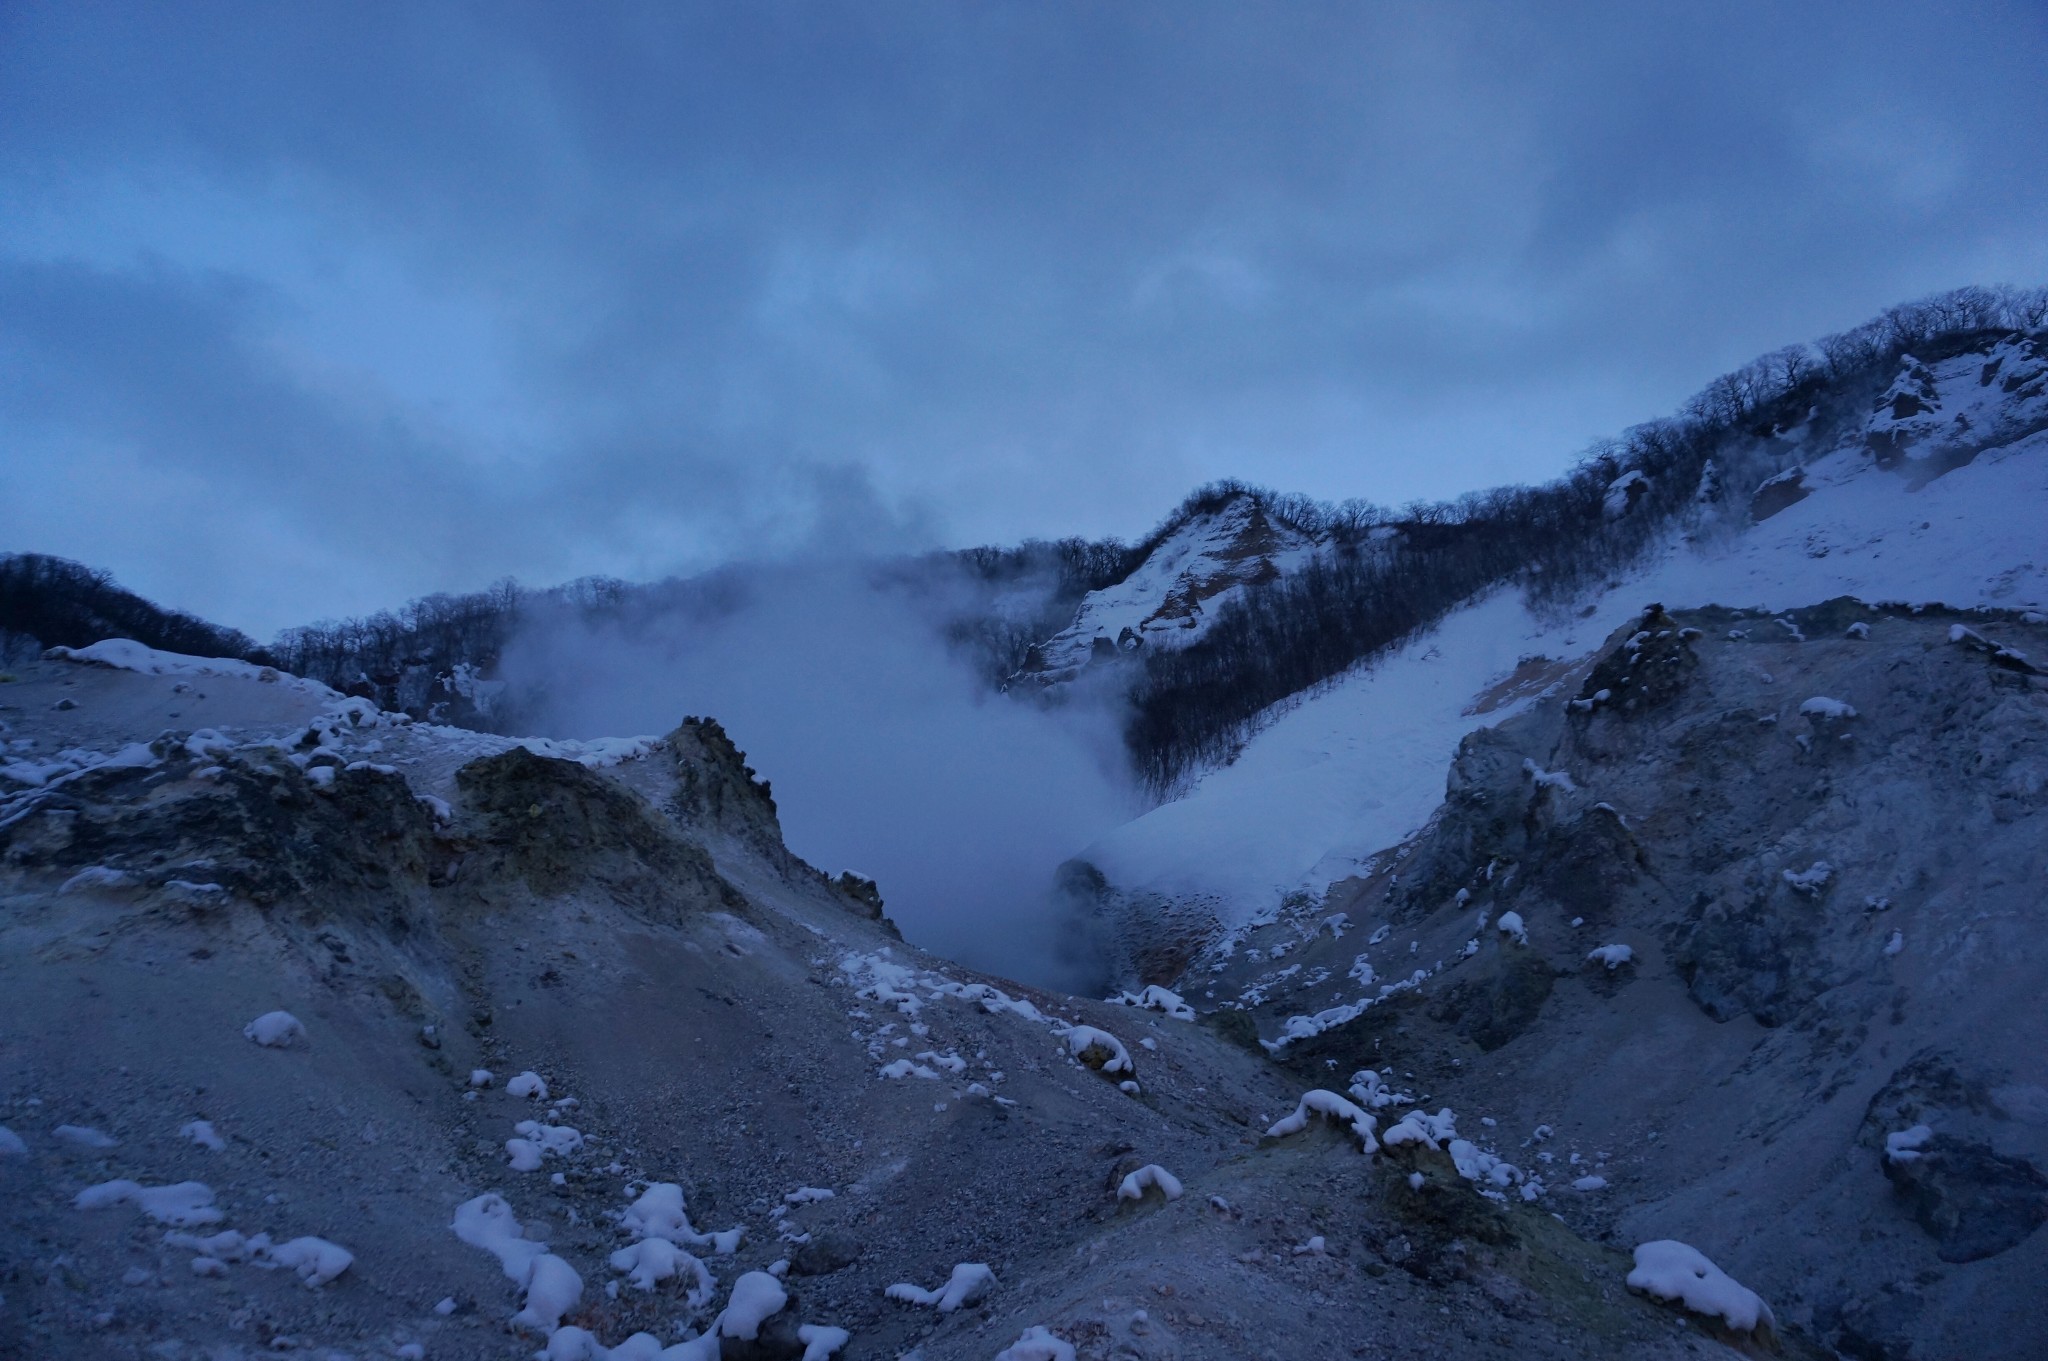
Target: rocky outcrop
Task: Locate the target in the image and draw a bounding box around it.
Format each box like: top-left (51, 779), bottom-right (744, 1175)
top-left (1, 738), bottom-right (443, 925)
top-left (1859, 1054), bottom-right (2048, 1263)
top-left (454, 745), bottom-right (744, 921)
top-left (1190, 598), bottom-right (2048, 1361)
top-left (661, 716), bottom-right (899, 930)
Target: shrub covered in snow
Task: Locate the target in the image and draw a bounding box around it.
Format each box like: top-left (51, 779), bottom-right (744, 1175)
top-left (1625, 1240), bottom-right (1774, 1334)
top-left (1267, 1090), bottom-right (1377, 1152)
top-left (619, 1182), bottom-right (743, 1255)
top-left (513, 1254), bottom-right (585, 1333)
top-left (1381, 1108), bottom-right (1458, 1150)
top-left (609, 1237), bottom-right (715, 1305)
top-left (1056, 1024), bottom-right (1134, 1075)
top-left (1586, 944), bottom-right (1634, 970)
top-left (450, 1193), bottom-right (585, 1332)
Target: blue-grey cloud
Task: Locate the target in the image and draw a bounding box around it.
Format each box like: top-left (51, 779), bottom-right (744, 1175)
top-left (2, 0), bottom-right (2043, 633)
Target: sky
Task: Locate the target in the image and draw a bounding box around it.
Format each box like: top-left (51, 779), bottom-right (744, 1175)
top-left (3, 1), bottom-right (2046, 638)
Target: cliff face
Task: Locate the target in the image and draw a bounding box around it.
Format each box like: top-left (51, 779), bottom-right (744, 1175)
top-left (1196, 599), bottom-right (2048, 1361)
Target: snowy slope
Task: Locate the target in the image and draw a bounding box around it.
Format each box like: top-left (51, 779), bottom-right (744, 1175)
top-left (1020, 495), bottom-right (1320, 681)
top-left (1076, 350), bottom-right (2048, 932)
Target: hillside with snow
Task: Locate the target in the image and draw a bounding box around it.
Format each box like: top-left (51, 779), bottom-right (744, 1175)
top-left (1063, 327), bottom-right (2048, 961)
top-left (5, 292), bottom-right (2048, 1361)
top-left (1010, 494), bottom-right (1324, 684)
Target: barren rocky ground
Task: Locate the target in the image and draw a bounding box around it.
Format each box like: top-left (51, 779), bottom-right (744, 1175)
top-left (4, 600), bottom-right (2043, 1359)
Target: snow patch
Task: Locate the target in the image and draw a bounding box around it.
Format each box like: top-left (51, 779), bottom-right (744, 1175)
top-left (885, 1262), bottom-right (995, 1312)
top-left (1116, 1165), bottom-right (1184, 1202)
top-left (1267, 1090), bottom-right (1377, 1153)
top-left (243, 1011), bottom-right (305, 1048)
top-left (74, 1179), bottom-right (222, 1227)
top-left (1626, 1240), bottom-right (1775, 1333)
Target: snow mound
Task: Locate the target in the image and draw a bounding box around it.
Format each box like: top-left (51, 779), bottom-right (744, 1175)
top-left (243, 1011), bottom-right (305, 1048)
top-left (1381, 1108), bottom-right (1458, 1150)
top-left (877, 1058), bottom-right (940, 1081)
top-left (1267, 1090), bottom-right (1378, 1153)
top-left (885, 1261), bottom-right (995, 1311)
top-left (179, 1119), bottom-right (226, 1151)
top-left (798, 1323), bottom-right (850, 1361)
top-left (609, 1238), bottom-right (715, 1306)
top-left (450, 1195), bottom-right (541, 1269)
top-left (1626, 1240), bottom-right (1775, 1333)
top-left (74, 1179), bottom-right (223, 1227)
top-left (45, 639), bottom-right (334, 696)
top-left (1116, 1164), bottom-right (1184, 1202)
top-left (511, 1253), bottom-right (584, 1332)
top-left (994, 1325), bottom-right (1077, 1361)
top-left (1586, 944), bottom-right (1634, 969)
top-left (507, 1070), bottom-right (549, 1100)
top-left (256, 1235), bottom-right (354, 1288)
top-left (53, 1123), bottom-right (118, 1148)
top-left (1056, 1025), bottom-right (1134, 1075)
top-left (718, 1271), bottom-right (788, 1339)
top-left (1886, 1124), bottom-right (1934, 1164)
top-left (619, 1182), bottom-right (743, 1255)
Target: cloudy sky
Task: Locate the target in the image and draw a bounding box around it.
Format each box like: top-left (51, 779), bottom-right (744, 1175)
top-left (4, 1), bottom-right (2044, 637)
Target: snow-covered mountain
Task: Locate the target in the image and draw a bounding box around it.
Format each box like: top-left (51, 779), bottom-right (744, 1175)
top-left (5, 292), bottom-right (2047, 1361)
top-left (1062, 328), bottom-right (2048, 974)
top-left (1010, 493), bottom-right (1323, 684)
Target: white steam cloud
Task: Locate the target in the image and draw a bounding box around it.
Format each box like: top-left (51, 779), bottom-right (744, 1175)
top-left (496, 558), bottom-right (1138, 990)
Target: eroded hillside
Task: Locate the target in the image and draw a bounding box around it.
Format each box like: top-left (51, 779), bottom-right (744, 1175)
top-left (3, 647), bottom-right (1743, 1361)
top-left (1189, 600), bottom-right (2048, 1361)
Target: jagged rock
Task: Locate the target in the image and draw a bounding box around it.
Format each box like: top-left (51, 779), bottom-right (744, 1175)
top-left (1749, 466), bottom-right (1811, 521)
top-left (831, 871), bottom-right (887, 922)
top-left (454, 745), bottom-right (743, 919)
top-left (667, 716), bottom-right (781, 832)
top-left (1571, 604), bottom-right (1699, 719)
